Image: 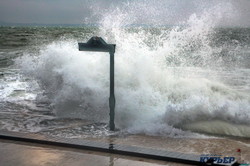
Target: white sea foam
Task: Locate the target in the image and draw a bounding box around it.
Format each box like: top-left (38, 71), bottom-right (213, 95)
top-left (0, 69), bottom-right (37, 102)
top-left (16, 1), bottom-right (250, 137)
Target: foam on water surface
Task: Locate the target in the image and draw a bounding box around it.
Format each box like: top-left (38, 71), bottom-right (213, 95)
top-left (1, 0), bottom-right (249, 138)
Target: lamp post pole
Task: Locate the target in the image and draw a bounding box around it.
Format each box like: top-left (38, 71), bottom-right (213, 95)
top-left (109, 48), bottom-right (115, 131)
top-left (78, 36), bottom-right (116, 131)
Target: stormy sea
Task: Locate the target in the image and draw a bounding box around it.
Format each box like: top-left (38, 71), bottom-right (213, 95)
top-left (0, 1), bottom-right (250, 163)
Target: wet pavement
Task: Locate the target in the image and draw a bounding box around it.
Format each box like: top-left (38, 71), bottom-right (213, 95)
top-left (0, 139), bottom-right (186, 166)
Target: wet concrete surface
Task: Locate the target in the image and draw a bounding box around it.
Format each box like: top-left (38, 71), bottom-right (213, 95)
top-left (79, 134), bottom-right (250, 164)
top-left (0, 139), bottom-right (187, 166)
top-left (1, 131), bottom-right (250, 165)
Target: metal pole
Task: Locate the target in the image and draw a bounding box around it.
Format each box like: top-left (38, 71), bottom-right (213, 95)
top-left (78, 37), bottom-right (116, 131)
top-left (109, 50), bottom-right (115, 131)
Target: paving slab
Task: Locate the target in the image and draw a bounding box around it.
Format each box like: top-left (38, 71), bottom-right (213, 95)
top-left (0, 130), bottom-right (238, 166)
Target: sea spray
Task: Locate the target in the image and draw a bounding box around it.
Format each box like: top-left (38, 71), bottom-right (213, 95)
top-left (16, 1), bottom-right (250, 137)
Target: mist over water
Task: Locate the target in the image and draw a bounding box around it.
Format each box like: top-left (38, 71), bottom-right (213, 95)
top-left (7, 1), bottom-right (250, 137)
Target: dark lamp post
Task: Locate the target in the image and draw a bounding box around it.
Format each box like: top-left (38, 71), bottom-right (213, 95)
top-left (78, 37), bottom-right (116, 131)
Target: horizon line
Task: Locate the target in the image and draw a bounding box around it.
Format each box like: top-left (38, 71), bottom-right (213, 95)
top-left (0, 22), bottom-right (250, 28)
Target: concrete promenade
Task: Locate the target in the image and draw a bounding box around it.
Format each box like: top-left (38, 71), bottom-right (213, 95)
top-left (0, 139), bottom-right (181, 166)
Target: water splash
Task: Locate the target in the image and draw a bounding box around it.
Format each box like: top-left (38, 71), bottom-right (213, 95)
top-left (16, 1), bottom-right (250, 137)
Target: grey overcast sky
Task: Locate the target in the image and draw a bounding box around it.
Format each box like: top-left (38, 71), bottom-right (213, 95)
top-left (0, 0), bottom-right (250, 27)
